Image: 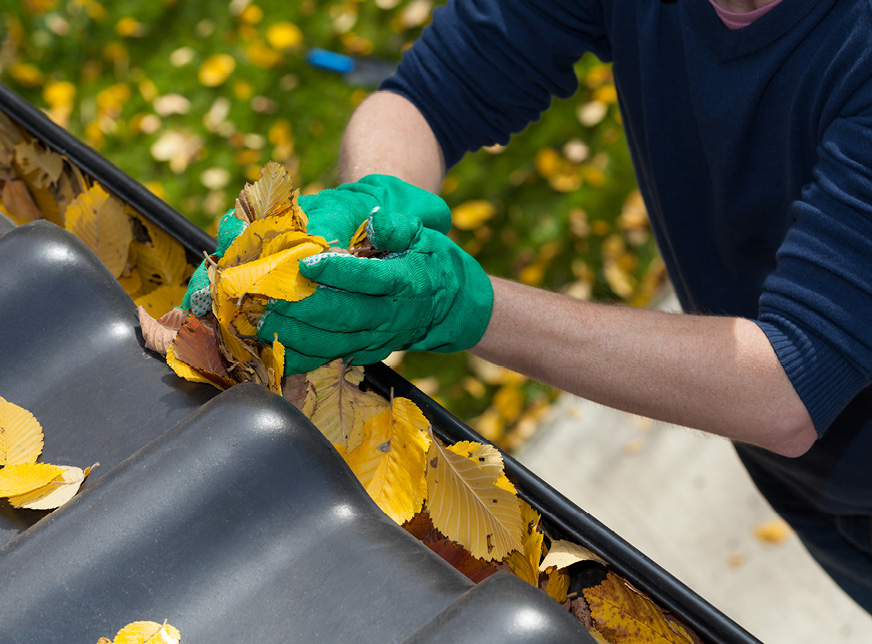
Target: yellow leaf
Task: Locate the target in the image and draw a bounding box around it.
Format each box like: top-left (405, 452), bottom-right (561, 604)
top-left (309, 360), bottom-right (389, 450)
top-left (545, 568), bottom-right (570, 604)
top-left (134, 284), bottom-right (188, 319)
top-left (261, 230), bottom-right (327, 258)
top-left (504, 500), bottom-right (542, 585)
top-left (217, 220), bottom-right (259, 269)
top-left (266, 21), bottom-right (303, 49)
top-left (65, 184), bottom-right (133, 278)
top-left (166, 344), bottom-right (218, 388)
top-left (753, 518), bottom-right (792, 544)
top-left (112, 621), bottom-right (181, 644)
top-left (349, 219), bottom-right (368, 249)
top-left (588, 628), bottom-right (611, 644)
top-left (425, 435), bottom-right (522, 561)
top-left (0, 463), bottom-right (65, 497)
top-left (234, 161), bottom-right (307, 227)
top-left (14, 140), bottom-right (63, 189)
top-left (0, 396), bottom-right (44, 466)
top-left (131, 215), bottom-right (189, 288)
top-left (503, 549), bottom-right (539, 586)
top-left (583, 572), bottom-right (693, 644)
top-left (540, 539), bottom-right (606, 571)
top-left (344, 397), bottom-right (431, 524)
top-left (199, 54), bottom-right (235, 87)
top-left (452, 200), bottom-right (495, 231)
top-left (8, 464), bottom-right (91, 510)
top-left (218, 242), bottom-right (323, 301)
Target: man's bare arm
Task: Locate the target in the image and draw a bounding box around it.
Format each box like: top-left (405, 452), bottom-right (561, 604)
top-left (338, 91), bottom-right (818, 458)
top-left (339, 92), bottom-right (445, 192)
top-left (473, 278), bottom-right (817, 457)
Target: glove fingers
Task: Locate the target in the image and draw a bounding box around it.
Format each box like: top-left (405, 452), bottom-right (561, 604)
top-left (367, 209), bottom-right (422, 252)
top-left (299, 190), bottom-right (373, 246)
top-left (267, 289), bottom-right (395, 332)
top-left (259, 313), bottom-right (396, 358)
top-left (299, 253), bottom-right (403, 296)
top-left (355, 175), bottom-right (452, 234)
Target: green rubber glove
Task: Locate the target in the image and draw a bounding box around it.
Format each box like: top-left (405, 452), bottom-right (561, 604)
top-left (257, 208), bottom-right (494, 373)
top-left (180, 175), bottom-right (451, 317)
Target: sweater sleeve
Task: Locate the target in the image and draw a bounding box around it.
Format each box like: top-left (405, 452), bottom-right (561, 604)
top-left (756, 106), bottom-right (872, 435)
top-left (379, 0), bottom-right (611, 168)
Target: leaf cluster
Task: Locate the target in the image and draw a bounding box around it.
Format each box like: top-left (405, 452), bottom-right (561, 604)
top-left (0, 110), bottom-right (193, 319)
top-left (0, 396), bottom-right (93, 510)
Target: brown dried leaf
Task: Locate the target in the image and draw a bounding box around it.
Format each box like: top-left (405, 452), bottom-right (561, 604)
top-left (570, 597), bottom-right (593, 631)
top-left (138, 306), bottom-right (187, 355)
top-left (282, 374), bottom-right (318, 416)
top-left (402, 513), bottom-right (499, 583)
top-left (1, 179), bottom-right (42, 224)
top-left (171, 315), bottom-right (235, 388)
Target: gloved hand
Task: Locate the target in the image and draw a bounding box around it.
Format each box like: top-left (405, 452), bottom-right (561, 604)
top-left (258, 208), bottom-right (494, 373)
top-left (179, 175), bottom-right (462, 372)
top-left (181, 174), bottom-right (452, 316)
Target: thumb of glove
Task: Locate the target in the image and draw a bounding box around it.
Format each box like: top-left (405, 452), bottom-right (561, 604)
top-left (367, 208), bottom-right (423, 253)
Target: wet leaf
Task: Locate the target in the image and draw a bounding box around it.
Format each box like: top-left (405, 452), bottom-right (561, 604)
top-left (1, 178), bottom-right (42, 224)
top-left (0, 396), bottom-right (44, 466)
top-left (169, 316), bottom-right (235, 389)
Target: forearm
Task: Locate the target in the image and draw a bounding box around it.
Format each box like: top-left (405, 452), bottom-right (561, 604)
top-left (338, 91), bottom-right (446, 193)
top-left (472, 277), bottom-right (817, 457)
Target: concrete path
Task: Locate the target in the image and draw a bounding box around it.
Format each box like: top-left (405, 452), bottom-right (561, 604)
top-left (516, 391), bottom-right (872, 643)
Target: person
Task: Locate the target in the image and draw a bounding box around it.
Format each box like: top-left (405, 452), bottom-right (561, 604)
top-left (189, 0), bottom-right (872, 612)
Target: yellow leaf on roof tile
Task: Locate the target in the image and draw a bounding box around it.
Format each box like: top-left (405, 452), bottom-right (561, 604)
top-left (0, 462), bottom-right (64, 497)
top-left (8, 464), bottom-right (92, 510)
top-left (112, 621), bottom-right (181, 644)
top-left (0, 396), bottom-right (44, 466)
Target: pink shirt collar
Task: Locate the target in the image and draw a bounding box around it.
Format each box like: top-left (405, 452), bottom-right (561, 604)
top-left (707, 0), bottom-right (785, 30)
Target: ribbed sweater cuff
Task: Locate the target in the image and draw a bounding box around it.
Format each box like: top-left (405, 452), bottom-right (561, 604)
top-left (755, 319), bottom-right (868, 436)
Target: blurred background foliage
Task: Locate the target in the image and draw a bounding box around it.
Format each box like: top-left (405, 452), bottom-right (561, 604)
top-left (0, 0), bottom-right (664, 452)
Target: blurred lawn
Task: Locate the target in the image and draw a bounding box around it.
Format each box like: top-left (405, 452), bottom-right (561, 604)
top-left (0, 0), bottom-right (664, 451)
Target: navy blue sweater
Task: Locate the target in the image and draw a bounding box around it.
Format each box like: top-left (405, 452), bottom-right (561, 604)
top-left (382, 0), bottom-right (872, 513)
